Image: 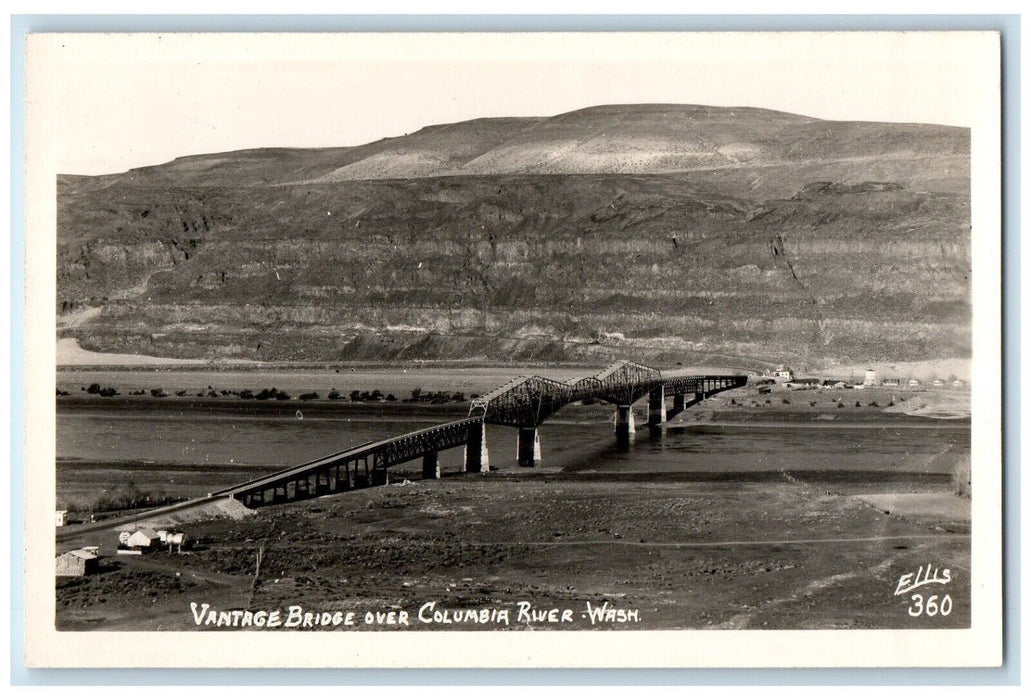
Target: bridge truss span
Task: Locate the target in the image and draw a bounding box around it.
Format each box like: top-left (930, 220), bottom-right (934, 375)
top-left (120, 360), bottom-right (751, 514)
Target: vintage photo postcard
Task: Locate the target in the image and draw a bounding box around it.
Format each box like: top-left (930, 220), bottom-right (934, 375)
top-left (23, 31), bottom-right (1002, 668)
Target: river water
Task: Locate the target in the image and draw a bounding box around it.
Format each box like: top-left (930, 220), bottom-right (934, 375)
top-left (56, 407), bottom-right (969, 476)
top-left (55, 368), bottom-right (970, 505)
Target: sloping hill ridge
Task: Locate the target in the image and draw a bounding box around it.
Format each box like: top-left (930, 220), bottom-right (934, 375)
top-left (57, 104), bottom-right (970, 369)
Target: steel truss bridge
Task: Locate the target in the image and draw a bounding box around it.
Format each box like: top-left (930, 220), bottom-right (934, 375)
top-left (58, 362), bottom-right (746, 521)
top-left (209, 361), bottom-right (746, 508)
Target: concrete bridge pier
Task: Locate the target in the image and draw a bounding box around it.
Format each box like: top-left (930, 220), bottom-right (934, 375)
top-left (696, 391), bottom-right (705, 403)
top-left (648, 386), bottom-right (666, 427)
top-left (371, 467), bottom-right (389, 486)
top-left (422, 451), bottom-right (441, 479)
top-left (334, 465), bottom-right (350, 492)
top-left (464, 421), bottom-right (490, 473)
top-left (315, 471), bottom-right (331, 496)
top-left (615, 405), bottom-right (635, 451)
top-left (517, 426), bottom-right (542, 467)
top-left (673, 393), bottom-right (686, 412)
top-left (273, 485), bottom-right (287, 504)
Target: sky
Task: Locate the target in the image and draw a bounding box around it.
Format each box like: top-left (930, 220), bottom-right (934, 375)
top-left (28, 32), bottom-right (993, 175)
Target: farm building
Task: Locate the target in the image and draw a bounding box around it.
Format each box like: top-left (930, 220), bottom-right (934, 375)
top-left (124, 527), bottom-right (160, 551)
top-left (55, 510), bottom-right (68, 527)
top-left (863, 369), bottom-right (877, 386)
top-left (55, 549), bottom-right (99, 577)
top-left (908, 379), bottom-right (921, 387)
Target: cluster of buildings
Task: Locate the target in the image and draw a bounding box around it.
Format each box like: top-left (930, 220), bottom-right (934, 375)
top-left (762, 366), bottom-right (966, 390)
top-left (56, 527), bottom-right (190, 578)
top-left (118, 527), bottom-right (189, 554)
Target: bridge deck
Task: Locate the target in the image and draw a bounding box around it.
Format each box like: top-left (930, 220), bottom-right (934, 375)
top-left (57, 365), bottom-right (749, 529)
top-left (215, 417), bottom-right (484, 499)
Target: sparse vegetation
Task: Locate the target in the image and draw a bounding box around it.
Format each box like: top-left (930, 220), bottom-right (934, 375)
top-left (59, 479), bottom-right (182, 514)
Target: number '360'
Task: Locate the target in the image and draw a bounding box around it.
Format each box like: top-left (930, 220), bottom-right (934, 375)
top-left (908, 593), bottom-right (953, 617)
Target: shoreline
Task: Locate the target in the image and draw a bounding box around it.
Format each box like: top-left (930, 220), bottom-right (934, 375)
top-left (55, 393), bottom-right (970, 427)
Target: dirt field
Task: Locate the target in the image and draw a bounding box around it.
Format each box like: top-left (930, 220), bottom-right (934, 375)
top-left (56, 469), bottom-right (969, 632)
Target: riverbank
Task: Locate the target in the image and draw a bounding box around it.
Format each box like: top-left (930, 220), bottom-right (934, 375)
top-left (55, 471), bottom-right (970, 632)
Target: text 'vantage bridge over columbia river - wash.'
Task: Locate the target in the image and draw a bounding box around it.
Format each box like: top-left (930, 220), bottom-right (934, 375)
top-left (217, 362), bottom-right (747, 509)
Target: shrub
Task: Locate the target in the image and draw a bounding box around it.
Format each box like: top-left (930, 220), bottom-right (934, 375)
top-left (350, 390), bottom-right (362, 402)
top-left (239, 389), bottom-right (254, 400)
top-left (782, 398), bottom-right (790, 404)
top-left (150, 388), bottom-right (168, 398)
top-left (855, 401), bottom-right (861, 407)
top-left (868, 401), bottom-right (879, 407)
top-left (176, 390), bottom-right (188, 397)
top-left (837, 402), bottom-right (845, 408)
top-left (207, 390), bottom-right (218, 398)
top-left (327, 389), bottom-right (341, 400)
top-left (385, 394), bottom-right (397, 402)
top-left (87, 383), bottom-right (101, 395)
top-left (98, 387), bottom-right (118, 397)
top-left (451, 392), bottom-right (465, 402)
top-left (411, 387), bottom-right (422, 400)
top-left (299, 392), bottom-right (319, 401)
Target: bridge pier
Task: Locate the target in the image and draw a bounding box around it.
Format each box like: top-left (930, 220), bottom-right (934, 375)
top-left (334, 464), bottom-right (350, 492)
top-left (517, 427), bottom-right (542, 467)
top-left (315, 471), bottom-right (331, 496)
top-left (464, 421), bottom-right (490, 473)
top-left (371, 467), bottom-right (389, 487)
top-left (422, 451), bottom-right (440, 479)
top-left (673, 393), bottom-right (686, 412)
top-left (648, 386), bottom-right (666, 427)
top-left (615, 404), bottom-right (636, 451)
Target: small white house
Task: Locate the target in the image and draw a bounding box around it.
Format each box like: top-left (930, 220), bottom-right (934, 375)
top-left (863, 369), bottom-right (877, 386)
top-left (908, 379), bottom-right (921, 387)
top-left (125, 527), bottom-right (160, 551)
top-left (55, 510), bottom-right (68, 527)
top-left (773, 366), bottom-right (794, 382)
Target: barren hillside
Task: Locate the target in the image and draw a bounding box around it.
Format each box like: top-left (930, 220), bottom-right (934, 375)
top-left (57, 104), bottom-right (970, 369)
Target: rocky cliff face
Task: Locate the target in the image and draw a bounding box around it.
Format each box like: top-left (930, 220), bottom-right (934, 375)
top-left (57, 105), bottom-right (970, 369)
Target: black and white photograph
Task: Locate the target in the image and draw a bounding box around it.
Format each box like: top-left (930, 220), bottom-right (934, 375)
top-left (23, 30), bottom-right (1003, 668)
